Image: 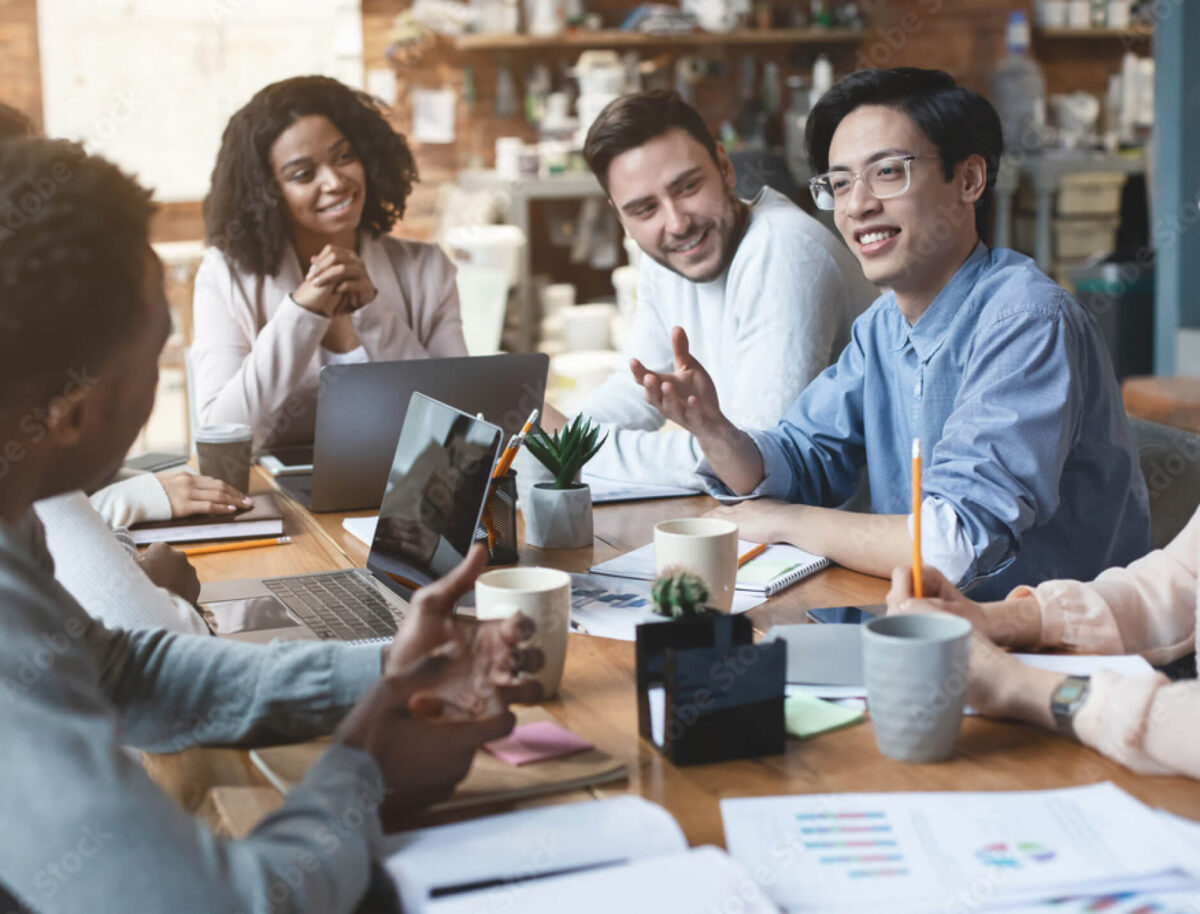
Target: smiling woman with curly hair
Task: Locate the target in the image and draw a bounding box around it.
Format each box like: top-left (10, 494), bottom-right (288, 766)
top-left (192, 76), bottom-right (467, 451)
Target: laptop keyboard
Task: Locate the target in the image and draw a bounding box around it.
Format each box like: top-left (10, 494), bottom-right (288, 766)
top-left (264, 570), bottom-right (400, 642)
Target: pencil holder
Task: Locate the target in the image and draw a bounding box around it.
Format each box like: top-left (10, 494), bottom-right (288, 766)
top-left (477, 470), bottom-right (519, 566)
top-left (635, 614), bottom-right (785, 766)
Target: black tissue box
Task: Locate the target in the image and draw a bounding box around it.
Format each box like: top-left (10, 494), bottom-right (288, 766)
top-left (635, 613), bottom-right (785, 766)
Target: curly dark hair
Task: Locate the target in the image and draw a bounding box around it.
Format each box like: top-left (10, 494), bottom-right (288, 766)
top-left (202, 76), bottom-right (418, 276)
top-left (0, 138), bottom-right (155, 393)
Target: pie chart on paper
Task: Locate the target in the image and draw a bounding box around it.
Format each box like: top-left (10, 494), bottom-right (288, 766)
top-left (975, 841), bottom-right (1057, 868)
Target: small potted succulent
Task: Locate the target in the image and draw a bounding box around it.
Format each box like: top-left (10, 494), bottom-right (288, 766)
top-left (650, 568), bottom-right (718, 619)
top-left (522, 415), bottom-right (607, 549)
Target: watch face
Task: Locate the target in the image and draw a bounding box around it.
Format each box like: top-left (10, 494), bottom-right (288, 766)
top-left (1056, 682), bottom-right (1086, 702)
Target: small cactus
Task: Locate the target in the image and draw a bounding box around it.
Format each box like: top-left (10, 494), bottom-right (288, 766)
top-left (651, 568), bottom-right (711, 618)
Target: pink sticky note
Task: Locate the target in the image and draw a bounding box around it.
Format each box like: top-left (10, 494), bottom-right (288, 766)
top-left (483, 721), bottom-right (594, 766)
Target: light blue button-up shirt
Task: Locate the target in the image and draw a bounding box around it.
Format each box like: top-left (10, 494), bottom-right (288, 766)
top-left (702, 243), bottom-right (1151, 600)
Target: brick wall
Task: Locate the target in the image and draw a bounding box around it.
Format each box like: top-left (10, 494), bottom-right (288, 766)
top-left (0, 0), bottom-right (42, 130)
top-left (0, 0), bottom-right (1144, 247)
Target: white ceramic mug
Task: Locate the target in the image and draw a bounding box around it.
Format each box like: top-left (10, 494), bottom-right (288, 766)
top-left (653, 518), bottom-right (738, 612)
top-left (475, 567), bottom-right (571, 698)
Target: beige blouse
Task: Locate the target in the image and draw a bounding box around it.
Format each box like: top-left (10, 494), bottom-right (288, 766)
top-left (1014, 508), bottom-right (1199, 777)
top-left (191, 233), bottom-right (468, 451)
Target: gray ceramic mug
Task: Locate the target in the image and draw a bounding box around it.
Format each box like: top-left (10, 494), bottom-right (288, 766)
top-left (862, 613), bottom-right (972, 763)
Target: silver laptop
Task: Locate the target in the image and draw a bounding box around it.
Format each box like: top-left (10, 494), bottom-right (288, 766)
top-left (274, 353), bottom-right (547, 512)
top-left (200, 393), bottom-right (503, 644)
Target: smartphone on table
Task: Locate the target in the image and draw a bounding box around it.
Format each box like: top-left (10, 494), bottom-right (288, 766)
top-left (805, 604), bottom-right (885, 625)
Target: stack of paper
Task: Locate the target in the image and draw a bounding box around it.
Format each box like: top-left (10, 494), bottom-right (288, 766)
top-left (385, 796), bottom-right (777, 914)
top-left (721, 783), bottom-right (1200, 914)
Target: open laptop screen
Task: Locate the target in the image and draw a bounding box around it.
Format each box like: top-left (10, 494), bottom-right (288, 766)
top-left (366, 392), bottom-right (503, 602)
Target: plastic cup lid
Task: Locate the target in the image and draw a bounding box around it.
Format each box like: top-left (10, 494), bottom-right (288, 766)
top-left (194, 423), bottom-right (253, 443)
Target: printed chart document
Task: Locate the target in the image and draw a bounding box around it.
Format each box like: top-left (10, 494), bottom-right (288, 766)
top-left (590, 539), bottom-right (829, 595)
top-left (568, 572), bottom-right (763, 641)
top-left (384, 796), bottom-right (777, 914)
top-left (721, 783), bottom-right (1200, 913)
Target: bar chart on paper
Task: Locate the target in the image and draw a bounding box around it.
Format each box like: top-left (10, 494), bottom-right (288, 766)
top-left (795, 811), bottom-right (907, 879)
top-left (720, 784), bottom-right (1200, 914)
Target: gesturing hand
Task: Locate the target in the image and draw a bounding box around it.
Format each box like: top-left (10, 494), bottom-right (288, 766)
top-left (386, 544), bottom-right (545, 713)
top-left (630, 326), bottom-right (726, 439)
top-left (292, 244), bottom-right (377, 318)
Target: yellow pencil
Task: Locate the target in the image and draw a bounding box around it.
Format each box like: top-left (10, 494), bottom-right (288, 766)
top-left (183, 535), bottom-right (291, 556)
top-left (911, 438), bottom-right (923, 599)
top-left (738, 542), bottom-right (768, 568)
top-left (493, 408), bottom-right (540, 479)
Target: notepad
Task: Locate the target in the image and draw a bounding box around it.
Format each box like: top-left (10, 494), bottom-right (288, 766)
top-left (589, 539), bottom-right (829, 596)
top-left (127, 494), bottom-right (284, 545)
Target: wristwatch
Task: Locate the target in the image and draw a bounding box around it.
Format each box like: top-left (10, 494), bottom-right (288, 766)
top-left (1050, 675), bottom-right (1091, 741)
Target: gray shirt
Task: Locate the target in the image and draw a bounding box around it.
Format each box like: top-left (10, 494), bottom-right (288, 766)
top-left (0, 512), bottom-right (389, 913)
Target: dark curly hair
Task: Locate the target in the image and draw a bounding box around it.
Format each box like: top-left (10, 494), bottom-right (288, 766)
top-left (202, 76), bottom-right (418, 276)
top-left (0, 138), bottom-right (155, 393)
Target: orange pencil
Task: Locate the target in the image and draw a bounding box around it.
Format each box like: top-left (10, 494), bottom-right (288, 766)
top-left (493, 408), bottom-right (539, 479)
top-left (183, 535), bottom-right (291, 556)
top-left (911, 438), bottom-right (923, 599)
top-left (738, 542), bottom-right (768, 568)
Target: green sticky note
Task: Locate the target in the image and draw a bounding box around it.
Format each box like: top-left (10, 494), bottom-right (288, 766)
top-left (737, 559), bottom-right (800, 586)
top-left (784, 692), bottom-right (864, 739)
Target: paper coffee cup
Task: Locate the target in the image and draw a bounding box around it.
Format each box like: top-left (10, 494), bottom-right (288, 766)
top-left (194, 423), bottom-right (253, 493)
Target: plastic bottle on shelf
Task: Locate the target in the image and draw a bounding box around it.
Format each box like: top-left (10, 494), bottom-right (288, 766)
top-left (809, 54), bottom-right (834, 109)
top-left (990, 10), bottom-right (1046, 152)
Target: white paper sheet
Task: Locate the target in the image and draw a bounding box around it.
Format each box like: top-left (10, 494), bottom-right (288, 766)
top-left (568, 573), bottom-right (763, 641)
top-left (583, 474), bottom-right (701, 504)
top-left (721, 783), bottom-right (1199, 914)
top-left (785, 653), bottom-right (1159, 706)
top-left (428, 846), bottom-right (779, 914)
top-left (342, 514), bottom-right (378, 546)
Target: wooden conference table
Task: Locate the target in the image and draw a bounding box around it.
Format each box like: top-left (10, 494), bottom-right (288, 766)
top-left (143, 471), bottom-right (1200, 846)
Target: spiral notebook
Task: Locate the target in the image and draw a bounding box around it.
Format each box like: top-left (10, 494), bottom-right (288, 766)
top-left (589, 539), bottom-right (829, 596)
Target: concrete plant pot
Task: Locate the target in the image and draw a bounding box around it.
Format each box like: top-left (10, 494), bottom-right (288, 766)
top-left (524, 482), bottom-right (593, 549)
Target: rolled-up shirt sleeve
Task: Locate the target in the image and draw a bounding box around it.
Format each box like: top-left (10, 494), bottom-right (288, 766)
top-left (921, 305), bottom-right (1082, 587)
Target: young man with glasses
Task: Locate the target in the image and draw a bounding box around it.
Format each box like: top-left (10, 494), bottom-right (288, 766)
top-left (632, 68), bottom-right (1149, 598)
top-left (536, 90), bottom-right (876, 490)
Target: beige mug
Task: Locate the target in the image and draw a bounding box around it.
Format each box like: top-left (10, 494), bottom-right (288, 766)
top-left (653, 517), bottom-right (738, 612)
top-left (475, 567), bottom-right (571, 699)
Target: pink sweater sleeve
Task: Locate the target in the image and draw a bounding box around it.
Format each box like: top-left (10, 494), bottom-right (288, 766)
top-left (1015, 509), bottom-right (1200, 777)
top-left (1074, 671), bottom-right (1200, 777)
top-left (1012, 509), bottom-right (1199, 665)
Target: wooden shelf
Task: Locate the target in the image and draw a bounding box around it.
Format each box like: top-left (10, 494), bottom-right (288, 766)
top-left (452, 28), bottom-right (864, 52)
top-left (1034, 26), bottom-right (1153, 40)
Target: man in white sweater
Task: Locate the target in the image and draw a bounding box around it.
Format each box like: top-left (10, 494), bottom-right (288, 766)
top-left (548, 90), bottom-right (876, 489)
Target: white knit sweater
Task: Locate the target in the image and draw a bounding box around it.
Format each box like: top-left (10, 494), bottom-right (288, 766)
top-left (33, 491), bottom-right (209, 635)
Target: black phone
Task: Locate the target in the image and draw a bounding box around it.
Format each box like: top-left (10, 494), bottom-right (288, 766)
top-left (805, 604), bottom-right (884, 625)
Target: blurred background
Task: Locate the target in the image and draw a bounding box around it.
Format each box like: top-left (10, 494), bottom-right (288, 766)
top-left (1, 0), bottom-right (1192, 455)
